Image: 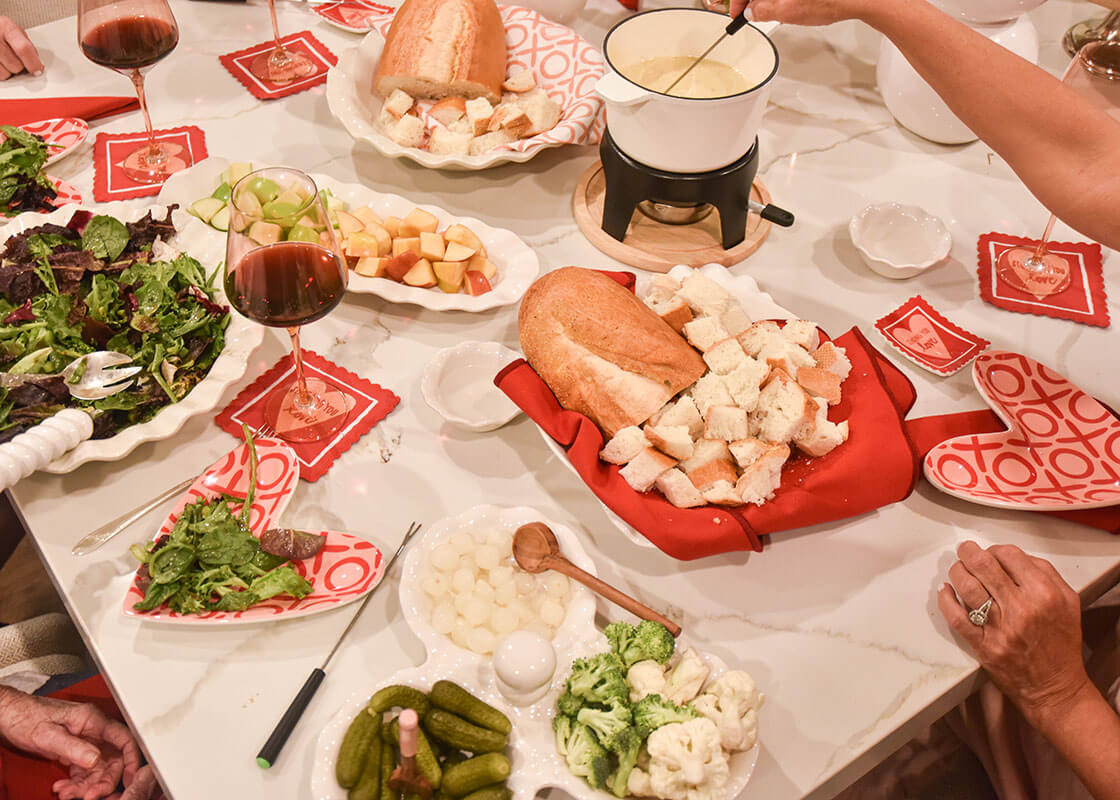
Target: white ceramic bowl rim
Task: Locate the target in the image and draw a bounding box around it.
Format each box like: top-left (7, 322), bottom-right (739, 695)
top-left (602, 8), bottom-right (780, 102)
top-left (850, 201), bottom-right (951, 268)
top-left (421, 342), bottom-right (521, 430)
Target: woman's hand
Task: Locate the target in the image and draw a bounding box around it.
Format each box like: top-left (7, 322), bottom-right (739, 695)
top-left (0, 688), bottom-right (141, 800)
top-left (937, 541), bottom-right (1091, 727)
top-left (0, 17), bottom-right (43, 80)
top-left (728, 0), bottom-right (870, 26)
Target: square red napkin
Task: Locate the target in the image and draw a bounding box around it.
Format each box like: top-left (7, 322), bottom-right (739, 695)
top-left (219, 32), bottom-right (337, 100)
top-left (875, 295), bottom-right (989, 376)
top-left (92, 125), bottom-right (207, 201)
top-left (977, 232), bottom-right (1110, 328)
top-left (0, 96), bottom-right (138, 127)
top-left (214, 350), bottom-right (399, 482)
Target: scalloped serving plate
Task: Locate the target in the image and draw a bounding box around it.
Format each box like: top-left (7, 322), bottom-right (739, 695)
top-left (924, 350), bottom-right (1120, 510)
top-left (325, 5), bottom-right (605, 171)
top-left (123, 437), bottom-right (387, 623)
top-left (310, 504), bottom-right (759, 800)
top-left (0, 202), bottom-right (263, 472)
top-left (157, 157), bottom-right (539, 312)
top-left (16, 117), bottom-right (89, 165)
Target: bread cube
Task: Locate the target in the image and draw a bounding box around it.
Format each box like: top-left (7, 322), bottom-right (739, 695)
top-left (720, 304), bottom-right (752, 338)
top-left (386, 114), bottom-right (426, 148)
top-left (383, 89), bottom-right (414, 119)
top-left (704, 405), bottom-right (750, 442)
top-left (793, 397), bottom-right (850, 457)
top-left (518, 88), bottom-right (561, 135)
top-left (702, 480), bottom-right (745, 507)
top-left (600, 426), bottom-right (648, 465)
top-left (737, 321), bottom-right (782, 357)
top-left (651, 297), bottom-right (693, 334)
top-left (655, 468), bottom-right (706, 508)
top-left (723, 357), bottom-right (769, 412)
top-left (679, 438), bottom-right (733, 475)
top-left (647, 275), bottom-right (681, 306)
top-left (702, 338), bottom-right (747, 376)
top-left (757, 335), bottom-right (815, 377)
top-left (728, 437), bottom-right (768, 470)
top-left (429, 127), bottom-right (473, 156)
top-left (797, 366), bottom-right (842, 406)
top-left (689, 372), bottom-right (734, 416)
top-left (430, 97), bottom-right (467, 127)
top-left (644, 424), bottom-right (694, 461)
top-left (682, 317), bottom-right (731, 353)
top-left (751, 369), bottom-right (817, 444)
top-left (813, 341), bottom-right (852, 381)
top-left (469, 130), bottom-right (516, 155)
top-left (686, 458), bottom-right (740, 492)
top-left (736, 443), bottom-right (790, 506)
top-left (465, 97), bottom-right (495, 136)
top-left (651, 396), bottom-right (704, 439)
top-left (489, 105), bottom-right (533, 138)
top-left (676, 273), bottom-right (731, 317)
top-left (502, 69), bottom-right (537, 93)
top-left (782, 320), bottom-right (821, 351)
top-left (619, 447), bottom-right (677, 493)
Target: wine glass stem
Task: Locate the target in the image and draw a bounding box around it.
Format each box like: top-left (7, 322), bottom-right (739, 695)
top-left (288, 327), bottom-right (313, 408)
top-left (268, 0), bottom-right (285, 52)
top-left (128, 69), bottom-right (161, 160)
top-left (1032, 213), bottom-right (1058, 260)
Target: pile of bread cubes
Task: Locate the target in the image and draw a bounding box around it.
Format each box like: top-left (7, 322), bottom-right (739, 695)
top-left (601, 273), bottom-right (852, 509)
top-left (378, 68), bottom-right (562, 156)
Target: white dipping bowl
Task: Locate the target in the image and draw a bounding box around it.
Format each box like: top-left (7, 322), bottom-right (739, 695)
top-left (849, 202), bottom-right (952, 279)
top-left (421, 341), bottom-right (523, 432)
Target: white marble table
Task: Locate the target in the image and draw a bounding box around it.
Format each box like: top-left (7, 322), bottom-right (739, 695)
top-left (7, 1), bottom-right (1120, 798)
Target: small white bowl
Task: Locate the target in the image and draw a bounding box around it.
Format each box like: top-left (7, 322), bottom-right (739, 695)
top-left (849, 202), bottom-right (952, 279)
top-left (421, 342), bottom-right (523, 432)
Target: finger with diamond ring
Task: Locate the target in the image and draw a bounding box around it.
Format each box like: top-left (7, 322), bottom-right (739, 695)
top-left (968, 597), bottom-right (994, 626)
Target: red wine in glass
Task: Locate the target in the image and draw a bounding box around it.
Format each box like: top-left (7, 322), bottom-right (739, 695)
top-left (77, 0), bottom-right (189, 185)
top-left (225, 242), bottom-right (347, 328)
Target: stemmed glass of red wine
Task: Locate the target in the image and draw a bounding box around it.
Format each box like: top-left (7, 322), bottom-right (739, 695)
top-left (78, 0), bottom-right (188, 184)
top-left (225, 169), bottom-right (350, 443)
top-left (250, 0), bottom-right (318, 83)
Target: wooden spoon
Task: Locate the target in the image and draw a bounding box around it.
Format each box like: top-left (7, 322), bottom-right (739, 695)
top-left (388, 709), bottom-right (433, 799)
top-left (513, 522), bottom-right (682, 637)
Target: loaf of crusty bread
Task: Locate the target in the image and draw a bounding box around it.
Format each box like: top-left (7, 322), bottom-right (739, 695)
top-left (375, 0), bottom-right (506, 104)
top-left (519, 268), bottom-right (707, 438)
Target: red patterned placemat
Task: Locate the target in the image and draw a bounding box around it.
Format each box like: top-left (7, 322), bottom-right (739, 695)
top-left (215, 350), bottom-right (399, 482)
top-left (875, 295), bottom-right (990, 376)
top-left (977, 232), bottom-right (1109, 328)
top-left (219, 31), bottom-right (337, 100)
top-left (92, 125), bottom-right (207, 201)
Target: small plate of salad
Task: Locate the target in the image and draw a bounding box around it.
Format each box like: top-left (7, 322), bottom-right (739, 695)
top-left (0, 124), bottom-right (77, 217)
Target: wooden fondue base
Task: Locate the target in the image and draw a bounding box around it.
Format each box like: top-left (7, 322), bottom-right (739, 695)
top-left (572, 160), bottom-right (773, 273)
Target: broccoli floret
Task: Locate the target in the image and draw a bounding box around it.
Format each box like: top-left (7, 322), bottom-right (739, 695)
top-left (608, 728), bottom-right (642, 798)
top-left (556, 718), bottom-right (612, 790)
top-left (632, 693), bottom-right (699, 739)
top-left (557, 689), bottom-right (584, 717)
top-left (567, 652), bottom-right (628, 705)
top-left (576, 698), bottom-right (633, 750)
top-left (604, 620), bottom-right (675, 668)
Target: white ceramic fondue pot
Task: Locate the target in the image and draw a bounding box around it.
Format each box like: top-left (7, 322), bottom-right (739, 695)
top-left (596, 8), bottom-right (779, 173)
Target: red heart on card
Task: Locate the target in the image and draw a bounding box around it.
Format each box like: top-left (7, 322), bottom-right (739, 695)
top-left (923, 351), bottom-right (1120, 510)
top-left (894, 314), bottom-right (951, 361)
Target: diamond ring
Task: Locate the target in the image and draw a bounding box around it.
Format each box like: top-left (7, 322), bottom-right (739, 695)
top-left (969, 598), bottom-right (994, 626)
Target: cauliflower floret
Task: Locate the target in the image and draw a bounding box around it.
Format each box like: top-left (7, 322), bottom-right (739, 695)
top-left (628, 660), bottom-right (668, 703)
top-left (663, 648), bottom-right (710, 705)
top-left (644, 717), bottom-right (730, 800)
top-left (628, 765), bottom-right (655, 797)
top-left (692, 669), bottom-right (763, 751)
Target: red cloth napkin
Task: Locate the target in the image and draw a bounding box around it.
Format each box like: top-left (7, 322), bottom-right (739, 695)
top-left (0, 96), bottom-right (139, 126)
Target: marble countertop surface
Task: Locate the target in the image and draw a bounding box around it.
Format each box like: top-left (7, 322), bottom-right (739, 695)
top-left (8, 0), bottom-right (1120, 798)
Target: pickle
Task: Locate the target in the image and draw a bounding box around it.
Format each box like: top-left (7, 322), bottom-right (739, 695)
top-left (337, 708), bottom-right (379, 789)
top-left (441, 754), bottom-right (512, 798)
top-left (388, 717), bottom-right (443, 789)
top-left (379, 740), bottom-right (395, 800)
top-left (368, 685), bottom-right (431, 716)
top-left (424, 709), bottom-right (507, 754)
top-left (430, 681), bottom-right (512, 735)
top-left (460, 784), bottom-right (512, 800)
top-left (347, 721), bottom-right (382, 800)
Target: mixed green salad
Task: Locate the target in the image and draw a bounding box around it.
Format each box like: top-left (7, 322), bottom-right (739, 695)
top-left (0, 206), bottom-right (229, 444)
top-left (1, 124), bottom-right (59, 217)
top-left (131, 429), bottom-right (317, 615)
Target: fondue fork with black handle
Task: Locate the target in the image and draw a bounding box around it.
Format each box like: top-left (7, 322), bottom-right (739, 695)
top-left (664, 6), bottom-right (752, 95)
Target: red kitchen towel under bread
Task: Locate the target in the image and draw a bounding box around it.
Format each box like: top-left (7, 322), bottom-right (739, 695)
top-left (496, 325), bottom-right (920, 559)
top-left (0, 96), bottom-right (139, 126)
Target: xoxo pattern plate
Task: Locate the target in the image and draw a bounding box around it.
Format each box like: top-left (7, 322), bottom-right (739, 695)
top-left (18, 118), bottom-right (89, 165)
top-left (924, 351), bottom-right (1120, 510)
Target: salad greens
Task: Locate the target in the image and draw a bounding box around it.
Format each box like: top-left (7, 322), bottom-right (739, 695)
top-left (130, 429), bottom-right (315, 615)
top-left (0, 207), bottom-right (229, 443)
top-left (0, 125), bottom-right (58, 217)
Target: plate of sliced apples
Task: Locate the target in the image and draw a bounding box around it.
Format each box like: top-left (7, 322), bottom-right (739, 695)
top-left (158, 157), bottom-right (540, 312)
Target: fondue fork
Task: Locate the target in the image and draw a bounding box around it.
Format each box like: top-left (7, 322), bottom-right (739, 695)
top-left (664, 7), bottom-right (752, 96)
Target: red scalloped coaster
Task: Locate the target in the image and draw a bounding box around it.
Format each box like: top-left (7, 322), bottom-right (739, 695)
top-left (214, 350), bottom-right (400, 482)
top-left (92, 125), bottom-right (207, 200)
top-left (219, 31), bottom-right (337, 100)
top-left (875, 296), bottom-right (990, 376)
top-left (977, 232), bottom-right (1109, 328)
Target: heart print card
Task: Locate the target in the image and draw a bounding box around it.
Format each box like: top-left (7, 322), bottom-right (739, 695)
top-left (875, 296), bottom-right (990, 376)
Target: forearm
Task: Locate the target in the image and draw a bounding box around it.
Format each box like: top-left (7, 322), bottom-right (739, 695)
top-left (856, 0), bottom-right (1120, 248)
top-left (1027, 680), bottom-right (1120, 800)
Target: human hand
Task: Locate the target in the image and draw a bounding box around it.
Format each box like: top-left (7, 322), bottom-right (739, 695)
top-left (937, 541), bottom-right (1092, 727)
top-left (728, 0), bottom-right (869, 26)
top-left (108, 765), bottom-right (164, 800)
top-left (0, 688), bottom-right (140, 800)
top-left (0, 16), bottom-right (44, 80)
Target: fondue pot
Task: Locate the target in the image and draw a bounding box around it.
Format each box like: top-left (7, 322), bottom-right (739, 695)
top-left (596, 8), bottom-right (779, 174)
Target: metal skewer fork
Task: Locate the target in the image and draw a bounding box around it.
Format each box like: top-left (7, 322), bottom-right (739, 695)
top-left (664, 6), bottom-right (752, 96)
top-left (1, 351), bottom-right (140, 400)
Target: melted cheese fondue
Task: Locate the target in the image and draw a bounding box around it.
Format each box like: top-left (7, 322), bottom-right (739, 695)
top-left (622, 55), bottom-right (752, 98)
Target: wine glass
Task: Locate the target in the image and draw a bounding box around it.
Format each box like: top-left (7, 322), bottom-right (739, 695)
top-left (225, 169), bottom-right (350, 443)
top-left (250, 0), bottom-right (318, 84)
top-left (78, 0), bottom-right (188, 184)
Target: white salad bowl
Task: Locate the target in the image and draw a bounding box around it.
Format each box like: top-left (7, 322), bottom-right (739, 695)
top-left (848, 202), bottom-right (952, 279)
top-left (421, 342), bottom-right (523, 432)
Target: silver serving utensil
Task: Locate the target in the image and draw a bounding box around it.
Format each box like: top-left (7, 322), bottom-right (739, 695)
top-left (663, 8), bottom-right (752, 96)
top-left (1, 351), bottom-right (141, 401)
